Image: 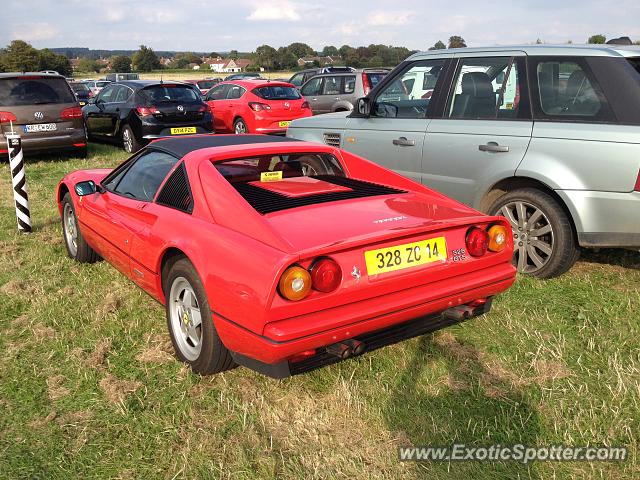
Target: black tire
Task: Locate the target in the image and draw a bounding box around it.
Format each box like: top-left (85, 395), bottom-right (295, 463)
top-left (61, 193), bottom-right (99, 263)
top-left (164, 257), bottom-right (235, 375)
top-left (121, 124), bottom-right (142, 153)
top-left (488, 188), bottom-right (578, 279)
top-left (233, 117), bottom-right (248, 134)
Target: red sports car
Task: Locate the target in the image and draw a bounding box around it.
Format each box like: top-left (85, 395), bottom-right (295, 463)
top-left (56, 135), bottom-right (516, 378)
top-left (203, 80), bottom-right (312, 135)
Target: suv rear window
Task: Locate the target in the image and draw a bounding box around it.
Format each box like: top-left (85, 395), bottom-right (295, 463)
top-left (366, 72), bottom-right (387, 88)
top-left (139, 85), bottom-right (201, 103)
top-left (0, 77), bottom-right (76, 106)
top-left (253, 85), bottom-right (301, 100)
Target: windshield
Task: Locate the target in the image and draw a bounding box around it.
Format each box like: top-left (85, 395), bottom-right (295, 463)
top-left (0, 77), bottom-right (76, 106)
top-left (70, 83), bottom-right (90, 92)
top-left (139, 85), bottom-right (201, 103)
top-left (197, 80), bottom-right (217, 89)
top-left (215, 153), bottom-right (345, 184)
top-left (252, 85), bottom-right (301, 100)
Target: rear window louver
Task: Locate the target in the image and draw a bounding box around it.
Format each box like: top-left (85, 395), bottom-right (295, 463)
top-left (323, 133), bottom-right (341, 148)
top-left (156, 163), bottom-right (193, 214)
top-left (231, 175), bottom-right (405, 215)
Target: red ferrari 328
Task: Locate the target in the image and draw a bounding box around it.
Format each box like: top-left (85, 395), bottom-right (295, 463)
top-left (56, 135), bottom-right (516, 378)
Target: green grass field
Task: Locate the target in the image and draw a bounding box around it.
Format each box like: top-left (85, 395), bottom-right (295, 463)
top-left (0, 143), bottom-right (639, 479)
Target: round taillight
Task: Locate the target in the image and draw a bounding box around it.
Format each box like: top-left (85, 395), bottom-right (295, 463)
top-left (278, 266), bottom-right (312, 301)
top-left (487, 224), bottom-right (508, 252)
top-left (466, 227), bottom-right (489, 257)
top-left (310, 258), bottom-right (342, 292)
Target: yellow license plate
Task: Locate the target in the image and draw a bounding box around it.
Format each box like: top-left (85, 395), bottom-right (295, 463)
top-left (170, 127), bottom-right (197, 135)
top-left (278, 121), bottom-right (291, 128)
top-left (364, 237), bottom-right (447, 275)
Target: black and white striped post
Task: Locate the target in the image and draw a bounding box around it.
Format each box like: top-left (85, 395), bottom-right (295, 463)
top-left (6, 133), bottom-right (32, 233)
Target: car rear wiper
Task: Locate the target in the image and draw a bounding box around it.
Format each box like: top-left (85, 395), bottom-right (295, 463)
top-left (33, 101), bottom-right (56, 105)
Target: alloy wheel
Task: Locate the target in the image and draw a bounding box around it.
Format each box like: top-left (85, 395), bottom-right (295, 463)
top-left (169, 277), bottom-right (203, 361)
top-left (63, 203), bottom-right (78, 257)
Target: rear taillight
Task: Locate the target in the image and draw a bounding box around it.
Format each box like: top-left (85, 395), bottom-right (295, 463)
top-left (248, 102), bottom-right (271, 112)
top-left (61, 106), bottom-right (83, 119)
top-left (362, 73), bottom-right (371, 95)
top-left (310, 258), bottom-right (342, 292)
top-left (136, 106), bottom-right (160, 116)
top-left (487, 225), bottom-right (508, 252)
top-left (88, 91), bottom-right (94, 98)
top-left (301, 101), bottom-right (310, 109)
top-left (278, 265), bottom-right (312, 301)
top-left (0, 111), bottom-right (17, 123)
top-left (466, 227), bottom-right (489, 257)
top-left (635, 170), bottom-right (640, 192)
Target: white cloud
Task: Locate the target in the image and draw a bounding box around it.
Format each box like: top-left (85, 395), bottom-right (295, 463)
top-left (10, 22), bottom-right (59, 42)
top-left (247, 1), bottom-right (301, 21)
top-left (366, 11), bottom-right (410, 27)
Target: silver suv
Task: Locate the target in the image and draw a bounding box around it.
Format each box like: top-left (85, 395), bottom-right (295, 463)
top-left (288, 45), bottom-right (640, 278)
top-left (299, 69), bottom-right (389, 115)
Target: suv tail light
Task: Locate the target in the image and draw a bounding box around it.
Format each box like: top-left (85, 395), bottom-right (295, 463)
top-left (466, 227), bottom-right (489, 257)
top-left (248, 102), bottom-right (271, 112)
top-left (136, 106), bottom-right (160, 116)
top-left (310, 258), bottom-right (342, 292)
top-left (0, 111), bottom-right (17, 124)
top-left (635, 169), bottom-right (640, 192)
top-left (61, 106), bottom-right (83, 119)
top-left (362, 73), bottom-right (371, 95)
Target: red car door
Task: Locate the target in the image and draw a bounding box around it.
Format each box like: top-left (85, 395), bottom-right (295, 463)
top-left (205, 84), bottom-right (232, 132)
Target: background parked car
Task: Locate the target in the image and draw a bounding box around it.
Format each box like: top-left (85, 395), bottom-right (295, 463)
top-left (288, 66), bottom-right (356, 89)
top-left (84, 80), bottom-right (110, 96)
top-left (184, 78), bottom-right (221, 96)
top-left (288, 44), bottom-right (640, 278)
top-left (105, 72), bottom-right (140, 82)
top-left (0, 72), bottom-right (87, 157)
top-left (224, 73), bottom-right (261, 81)
top-left (299, 68), bottom-right (389, 114)
top-left (83, 80), bottom-right (213, 153)
top-left (204, 79), bottom-right (311, 134)
top-left (68, 81), bottom-right (93, 106)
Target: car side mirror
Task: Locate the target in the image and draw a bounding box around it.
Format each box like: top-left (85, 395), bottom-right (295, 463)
top-left (74, 180), bottom-right (97, 196)
top-left (356, 97), bottom-right (371, 117)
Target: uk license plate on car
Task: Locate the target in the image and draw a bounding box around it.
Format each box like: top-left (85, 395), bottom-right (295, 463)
top-left (364, 237), bottom-right (447, 276)
top-left (23, 123), bottom-right (57, 133)
top-left (170, 127), bottom-right (196, 135)
top-left (278, 121), bottom-right (291, 128)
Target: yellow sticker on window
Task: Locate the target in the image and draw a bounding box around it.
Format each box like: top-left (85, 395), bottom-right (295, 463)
top-left (260, 171), bottom-right (283, 182)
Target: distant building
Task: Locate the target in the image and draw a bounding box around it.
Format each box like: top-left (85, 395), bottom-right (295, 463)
top-left (188, 63), bottom-right (201, 70)
top-left (203, 58), bottom-right (252, 73)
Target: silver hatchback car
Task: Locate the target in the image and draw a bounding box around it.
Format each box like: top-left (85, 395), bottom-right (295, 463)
top-left (288, 45), bottom-right (640, 278)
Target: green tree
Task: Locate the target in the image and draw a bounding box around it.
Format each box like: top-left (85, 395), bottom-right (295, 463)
top-left (448, 36), bottom-right (467, 48)
top-left (229, 49), bottom-right (239, 60)
top-left (132, 45), bottom-right (161, 72)
top-left (38, 49), bottom-right (72, 76)
top-left (77, 57), bottom-right (101, 73)
top-left (0, 40), bottom-right (40, 72)
top-left (254, 44), bottom-right (278, 70)
top-left (587, 34), bottom-right (606, 44)
top-left (321, 45), bottom-right (339, 57)
top-left (286, 42), bottom-right (315, 59)
top-left (428, 40), bottom-right (446, 50)
top-left (111, 55), bottom-right (132, 72)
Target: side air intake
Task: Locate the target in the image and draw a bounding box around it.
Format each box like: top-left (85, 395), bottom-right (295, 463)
top-left (156, 163), bottom-right (194, 214)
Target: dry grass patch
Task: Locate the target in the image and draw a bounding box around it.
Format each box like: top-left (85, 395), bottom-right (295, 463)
top-left (88, 337), bottom-right (112, 368)
top-left (99, 373), bottom-right (142, 405)
top-left (46, 375), bottom-right (70, 401)
top-left (136, 334), bottom-right (174, 365)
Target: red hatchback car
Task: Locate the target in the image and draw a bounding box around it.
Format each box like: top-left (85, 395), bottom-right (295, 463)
top-left (56, 135), bottom-right (516, 378)
top-left (204, 80), bottom-right (312, 134)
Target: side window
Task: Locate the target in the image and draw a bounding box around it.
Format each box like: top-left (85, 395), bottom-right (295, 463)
top-left (97, 84), bottom-right (116, 103)
top-left (301, 77), bottom-right (322, 96)
top-left (110, 150), bottom-right (179, 202)
top-left (531, 57), bottom-right (614, 122)
top-left (343, 75), bottom-right (356, 94)
top-left (290, 73), bottom-right (305, 87)
top-left (373, 59), bottom-right (446, 119)
top-left (322, 76), bottom-right (342, 95)
top-left (226, 85), bottom-right (246, 99)
top-left (114, 86), bottom-right (131, 102)
top-left (206, 84), bottom-right (229, 100)
top-left (448, 56), bottom-right (524, 120)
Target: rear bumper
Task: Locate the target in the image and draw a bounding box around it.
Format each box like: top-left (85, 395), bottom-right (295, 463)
top-left (215, 262), bottom-right (515, 369)
top-left (0, 130), bottom-right (86, 155)
top-left (557, 190), bottom-right (640, 247)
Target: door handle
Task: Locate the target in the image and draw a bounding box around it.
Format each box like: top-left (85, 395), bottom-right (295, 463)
top-left (335, 97), bottom-right (341, 100)
top-left (479, 142), bottom-right (509, 153)
top-left (392, 137), bottom-right (415, 147)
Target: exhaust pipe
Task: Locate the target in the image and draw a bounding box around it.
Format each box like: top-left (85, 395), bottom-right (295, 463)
top-left (325, 342), bottom-right (352, 359)
top-left (344, 339), bottom-right (366, 356)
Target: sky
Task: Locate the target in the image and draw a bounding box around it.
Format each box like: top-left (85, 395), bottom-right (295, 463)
top-left (2, 0), bottom-right (639, 53)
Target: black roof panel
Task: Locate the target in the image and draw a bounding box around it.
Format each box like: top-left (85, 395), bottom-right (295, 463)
top-left (149, 134), bottom-right (299, 158)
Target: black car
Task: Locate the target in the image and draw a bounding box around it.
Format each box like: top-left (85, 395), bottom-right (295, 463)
top-left (83, 81), bottom-right (214, 153)
top-left (69, 81), bottom-right (92, 106)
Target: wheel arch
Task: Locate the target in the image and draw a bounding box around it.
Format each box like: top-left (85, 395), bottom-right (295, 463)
top-left (56, 182), bottom-right (70, 215)
top-left (158, 247), bottom-right (192, 304)
top-left (479, 176), bottom-right (581, 236)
